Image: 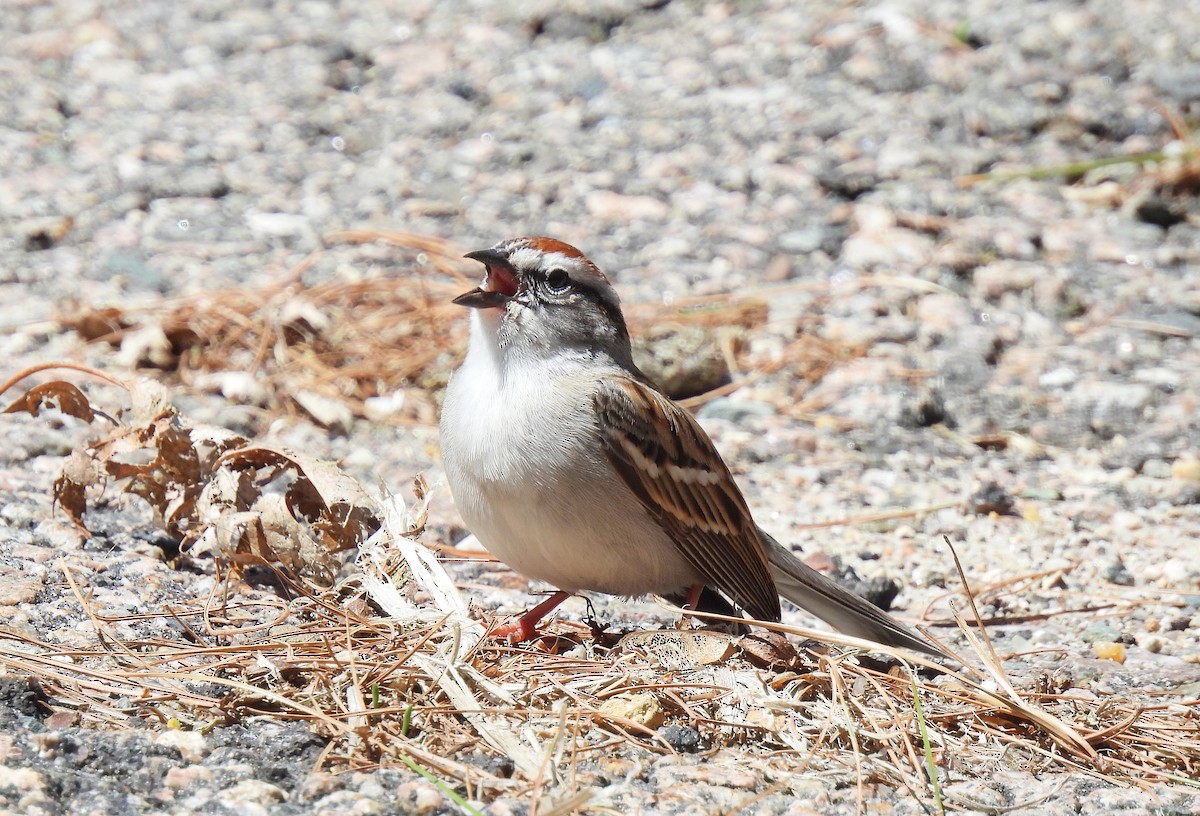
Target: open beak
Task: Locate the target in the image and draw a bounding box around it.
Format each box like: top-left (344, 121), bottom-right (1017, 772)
top-left (455, 249), bottom-right (519, 309)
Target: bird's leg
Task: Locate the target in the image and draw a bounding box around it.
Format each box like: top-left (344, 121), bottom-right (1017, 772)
top-left (673, 583), bottom-right (705, 629)
top-left (492, 590), bottom-right (571, 643)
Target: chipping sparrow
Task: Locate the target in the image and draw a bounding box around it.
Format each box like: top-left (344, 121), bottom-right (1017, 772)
top-left (439, 236), bottom-right (939, 655)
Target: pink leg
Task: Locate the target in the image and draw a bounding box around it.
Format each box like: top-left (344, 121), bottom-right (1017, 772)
top-left (683, 583), bottom-right (704, 611)
top-left (492, 591), bottom-right (571, 643)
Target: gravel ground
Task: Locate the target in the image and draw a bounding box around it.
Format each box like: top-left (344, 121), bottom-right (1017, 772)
top-left (3, 0), bottom-right (1200, 813)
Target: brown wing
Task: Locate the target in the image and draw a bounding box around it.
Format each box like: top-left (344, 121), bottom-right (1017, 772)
top-left (592, 377), bottom-right (781, 622)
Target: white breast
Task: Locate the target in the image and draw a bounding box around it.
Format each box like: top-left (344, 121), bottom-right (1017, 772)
top-left (439, 312), bottom-right (702, 597)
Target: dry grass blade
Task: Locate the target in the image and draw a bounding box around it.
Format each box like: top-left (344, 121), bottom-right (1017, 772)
top-left (663, 593), bottom-right (1199, 791)
top-left (0, 362), bottom-right (130, 396)
top-left (941, 536), bottom-right (1098, 762)
top-left (955, 102), bottom-right (1199, 232)
top-left (2, 519), bottom-right (1199, 804)
top-left (56, 232), bottom-right (470, 426)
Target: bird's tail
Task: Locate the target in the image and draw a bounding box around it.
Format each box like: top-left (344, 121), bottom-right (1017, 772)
top-left (761, 529), bottom-right (946, 658)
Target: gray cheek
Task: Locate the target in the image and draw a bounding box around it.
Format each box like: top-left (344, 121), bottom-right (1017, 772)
top-left (503, 298), bottom-right (613, 352)
top-left (539, 309), bottom-right (592, 347)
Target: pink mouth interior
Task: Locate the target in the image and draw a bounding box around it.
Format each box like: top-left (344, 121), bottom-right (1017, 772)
top-left (486, 265), bottom-right (518, 298)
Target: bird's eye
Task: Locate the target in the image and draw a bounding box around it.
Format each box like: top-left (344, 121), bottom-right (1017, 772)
top-left (545, 268), bottom-right (571, 292)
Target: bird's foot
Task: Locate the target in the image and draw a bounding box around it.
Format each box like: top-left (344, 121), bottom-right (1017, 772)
top-left (488, 590), bottom-right (571, 644)
top-left (490, 617), bottom-right (540, 643)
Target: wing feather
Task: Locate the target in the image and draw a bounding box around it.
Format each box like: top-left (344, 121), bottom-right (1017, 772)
top-left (593, 377), bottom-right (781, 622)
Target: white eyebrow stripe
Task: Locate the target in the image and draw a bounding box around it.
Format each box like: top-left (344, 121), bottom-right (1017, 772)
top-left (506, 247), bottom-right (575, 271)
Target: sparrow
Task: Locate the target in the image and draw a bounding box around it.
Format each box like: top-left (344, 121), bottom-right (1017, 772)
top-left (439, 236), bottom-right (940, 655)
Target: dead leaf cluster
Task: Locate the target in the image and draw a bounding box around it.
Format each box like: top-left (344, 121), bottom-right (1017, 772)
top-left (4, 373), bottom-right (379, 586)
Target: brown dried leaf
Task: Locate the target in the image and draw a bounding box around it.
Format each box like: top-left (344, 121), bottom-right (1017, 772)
top-left (220, 446), bottom-right (379, 549)
top-left (189, 423), bottom-right (253, 473)
top-left (25, 376), bottom-right (379, 586)
top-left (157, 425), bottom-right (202, 483)
top-left (189, 445), bottom-right (380, 584)
top-left (254, 493), bottom-right (335, 583)
top-left (53, 449), bottom-right (101, 531)
top-left (200, 467), bottom-right (257, 515)
top-left (189, 509), bottom-right (263, 563)
top-left (100, 420), bottom-right (232, 539)
top-left (738, 631), bottom-right (803, 672)
top-left (191, 488), bottom-right (333, 584)
top-left (42, 380), bottom-right (251, 541)
top-left (4, 381), bottom-right (95, 422)
top-left (198, 495), bottom-right (339, 584)
top-left (58, 306), bottom-right (129, 342)
top-left (619, 630), bottom-right (736, 670)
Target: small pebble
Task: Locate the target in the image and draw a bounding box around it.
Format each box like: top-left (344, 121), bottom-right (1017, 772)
top-left (1172, 459), bottom-right (1200, 482)
top-left (658, 724), bottom-right (702, 754)
top-left (1101, 560), bottom-right (1136, 587)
